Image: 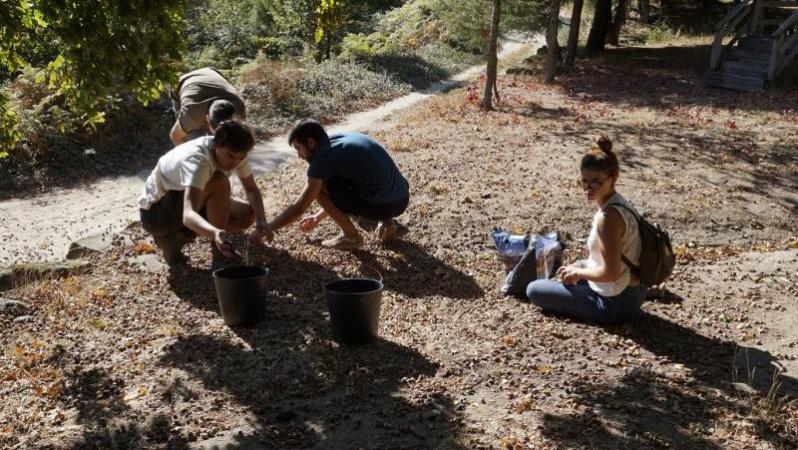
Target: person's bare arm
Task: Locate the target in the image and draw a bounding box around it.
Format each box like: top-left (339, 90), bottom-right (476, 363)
top-left (240, 174), bottom-right (273, 241)
top-left (268, 178), bottom-right (323, 232)
top-left (182, 187), bottom-right (235, 256)
top-left (170, 120), bottom-right (188, 146)
top-left (558, 209), bottom-right (626, 284)
top-left (240, 174), bottom-right (267, 225)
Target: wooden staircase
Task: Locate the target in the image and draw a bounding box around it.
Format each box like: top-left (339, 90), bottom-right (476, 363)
top-left (707, 0), bottom-right (798, 91)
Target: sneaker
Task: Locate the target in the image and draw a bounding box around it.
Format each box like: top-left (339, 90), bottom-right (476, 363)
top-left (376, 219), bottom-right (398, 242)
top-left (321, 233), bottom-right (364, 250)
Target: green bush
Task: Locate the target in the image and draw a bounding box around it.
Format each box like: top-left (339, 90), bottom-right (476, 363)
top-left (239, 57), bottom-right (410, 135)
top-left (339, 32), bottom-right (389, 59)
top-left (0, 92), bottom-right (20, 158)
top-left (256, 36), bottom-right (307, 59)
top-left (187, 0), bottom-right (261, 64)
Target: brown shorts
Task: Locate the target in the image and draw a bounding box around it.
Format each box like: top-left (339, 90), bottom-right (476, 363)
top-left (140, 190), bottom-right (204, 238)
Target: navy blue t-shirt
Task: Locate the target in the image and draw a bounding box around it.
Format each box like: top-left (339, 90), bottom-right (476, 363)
top-left (307, 132), bottom-right (409, 204)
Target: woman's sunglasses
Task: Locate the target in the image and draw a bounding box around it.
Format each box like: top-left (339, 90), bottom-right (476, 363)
top-left (578, 177), bottom-right (609, 191)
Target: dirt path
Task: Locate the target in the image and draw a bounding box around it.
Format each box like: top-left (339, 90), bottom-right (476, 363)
top-left (0, 35), bottom-right (537, 268)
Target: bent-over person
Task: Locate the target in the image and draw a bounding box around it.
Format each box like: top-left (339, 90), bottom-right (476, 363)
top-left (265, 118), bottom-right (410, 250)
top-left (169, 67), bottom-right (246, 145)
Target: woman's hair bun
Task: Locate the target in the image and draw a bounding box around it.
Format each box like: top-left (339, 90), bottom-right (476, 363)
top-left (597, 135), bottom-right (613, 154)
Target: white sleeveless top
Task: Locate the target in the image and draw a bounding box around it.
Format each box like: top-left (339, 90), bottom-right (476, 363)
top-left (586, 193), bottom-right (642, 297)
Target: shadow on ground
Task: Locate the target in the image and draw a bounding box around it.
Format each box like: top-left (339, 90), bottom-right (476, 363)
top-left (159, 240), bottom-right (471, 448)
top-left (560, 45), bottom-right (798, 113)
top-left (351, 239), bottom-right (485, 300)
top-left (541, 312), bottom-right (798, 449)
top-left (60, 366), bottom-right (191, 449)
top-left (158, 301), bottom-right (466, 449)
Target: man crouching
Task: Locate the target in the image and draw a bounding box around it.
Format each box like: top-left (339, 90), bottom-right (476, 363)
top-left (138, 119), bottom-right (272, 264)
top-left (266, 118), bottom-right (410, 250)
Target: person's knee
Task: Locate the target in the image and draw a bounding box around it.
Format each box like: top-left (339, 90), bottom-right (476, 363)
top-left (526, 279), bottom-right (561, 309)
top-left (525, 279), bottom-right (547, 302)
top-left (206, 171), bottom-right (230, 197)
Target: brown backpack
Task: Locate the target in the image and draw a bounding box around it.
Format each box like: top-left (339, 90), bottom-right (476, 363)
top-left (605, 203), bottom-right (676, 287)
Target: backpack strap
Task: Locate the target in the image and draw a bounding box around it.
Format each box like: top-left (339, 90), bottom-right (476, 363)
top-left (602, 202), bottom-right (641, 275)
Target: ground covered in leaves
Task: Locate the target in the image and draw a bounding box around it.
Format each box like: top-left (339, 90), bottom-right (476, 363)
top-left (2, 41), bottom-right (798, 449)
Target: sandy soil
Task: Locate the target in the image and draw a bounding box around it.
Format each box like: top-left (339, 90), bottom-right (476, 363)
top-left (1, 41), bottom-right (798, 450)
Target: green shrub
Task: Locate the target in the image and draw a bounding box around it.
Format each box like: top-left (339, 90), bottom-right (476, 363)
top-left (239, 57), bottom-right (410, 134)
top-left (0, 91), bottom-right (20, 158)
top-left (296, 59), bottom-right (409, 112)
top-left (187, 0), bottom-right (260, 63)
top-left (256, 36), bottom-right (307, 59)
top-left (645, 22), bottom-right (683, 43)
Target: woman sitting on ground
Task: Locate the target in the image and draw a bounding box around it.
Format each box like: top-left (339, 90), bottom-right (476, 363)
top-left (526, 136), bottom-right (646, 324)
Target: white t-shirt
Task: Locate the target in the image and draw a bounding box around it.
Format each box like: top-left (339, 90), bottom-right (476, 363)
top-left (586, 193), bottom-right (642, 297)
top-left (138, 136), bottom-right (252, 210)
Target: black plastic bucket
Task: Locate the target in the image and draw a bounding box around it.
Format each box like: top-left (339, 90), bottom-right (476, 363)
top-left (325, 278), bottom-right (383, 345)
top-left (212, 265), bottom-right (269, 326)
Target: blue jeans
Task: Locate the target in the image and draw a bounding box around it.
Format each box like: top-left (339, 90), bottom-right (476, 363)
top-left (525, 279), bottom-right (646, 324)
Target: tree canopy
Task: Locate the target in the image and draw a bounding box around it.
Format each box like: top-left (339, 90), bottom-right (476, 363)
top-left (0, 0), bottom-right (186, 154)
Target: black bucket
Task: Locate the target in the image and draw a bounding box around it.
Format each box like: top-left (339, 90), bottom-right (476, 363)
top-left (212, 265), bottom-right (269, 327)
top-left (325, 278), bottom-right (383, 345)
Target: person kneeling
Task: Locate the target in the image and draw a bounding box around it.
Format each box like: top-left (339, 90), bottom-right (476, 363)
top-left (526, 137), bottom-right (646, 324)
top-left (266, 118), bottom-right (410, 250)
top-left (138, 120), bottom-right (272, 265)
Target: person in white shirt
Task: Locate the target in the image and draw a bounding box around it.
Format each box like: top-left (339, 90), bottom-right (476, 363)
top-left (526, 136), bottom-right (646, 324)
top-left (138, 119), bottom-right (272, 265)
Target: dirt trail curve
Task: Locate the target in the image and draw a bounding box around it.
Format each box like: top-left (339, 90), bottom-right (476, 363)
top-left (0, 34), bottom-right (541, 267)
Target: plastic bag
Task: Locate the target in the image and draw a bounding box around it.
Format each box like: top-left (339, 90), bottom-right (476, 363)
top-left (490, 228), bottom-right (531, 271)
top-left (493, 231), bottom-right (564, 298)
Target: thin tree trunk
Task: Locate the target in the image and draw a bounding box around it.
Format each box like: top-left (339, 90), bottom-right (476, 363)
top-left (639, 0), bottom-right (649, 23)
top-left (482, 0), bottom-right (501, 110)
top-left (609, 0), bottom-right (628, 46)
top-left (544, 0), bottom-right (562, 82)
top-left (565, 0), bottom-right (583, 66)
top-left (326, 33), bottom-right (332, 60)
top-left (586, 0), bottom-right (612, 54)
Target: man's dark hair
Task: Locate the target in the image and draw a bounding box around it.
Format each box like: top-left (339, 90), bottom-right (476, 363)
top-left (287, 118), bottom-right (328, 146)
top-left (214, 120), bottom-right (255, 153)
top-left (208, 99), bottom-right (237, 129)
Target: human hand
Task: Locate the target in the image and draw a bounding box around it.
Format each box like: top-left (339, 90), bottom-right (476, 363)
top-left (252, 220), bottom-right (274, 242)
top-left (298, 213), bottom-right (322, 232)
top-left (214, 230), bottom-right (238, 258)
top-left (555, 264), bottom-right (582, 285)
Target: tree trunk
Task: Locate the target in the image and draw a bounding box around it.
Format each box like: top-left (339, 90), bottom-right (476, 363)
top-left (482, 0), bottom-right (501, 110)
top-left (609, 0), bottom-right (628, 46)
top-left (326, 33), bottom-right (332, 60)
top-left (586, 0), bottom-right (612, 54)
top-left (565, 0), bottom-right (584, 66)
top-left (639, 0), bottom-right (649, 23)
top-left (544, 0), bottom-right (562, 82)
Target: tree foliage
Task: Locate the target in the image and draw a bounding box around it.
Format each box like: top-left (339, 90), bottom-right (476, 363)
top-left (255, 0), bottom-right (318, 57)
top-left (0, 0), bottom-right (186, 154)
top-left (424, 0), bottom-right (546, 54)
top-left (188, 0), bottom-right (259, 62)
top-left (315, 0), bottom-right (347, 60)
